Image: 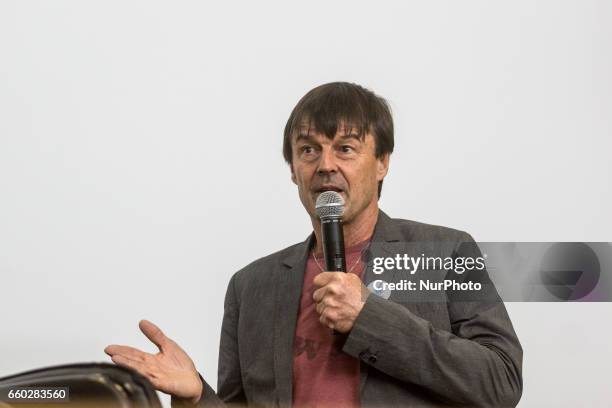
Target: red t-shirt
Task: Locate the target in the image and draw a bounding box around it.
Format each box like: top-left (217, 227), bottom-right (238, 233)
top-left (292, 239), bottom-right (370, 408)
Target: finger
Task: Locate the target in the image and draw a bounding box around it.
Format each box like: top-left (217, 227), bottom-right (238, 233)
top-left (315, 297), bottom-right (336, 315)
top-left (139, 319), bottom-right (169, 351)
top-left (319, 314), bottom-right (334, 330)
top-left (112, 355), bottom-right (169, 394)
top-left (104, 345), bottom-right (150, 362)
top-left (313, 272), bottom-right (336, 287)
top-left (313, 286), bottom-right (328, 303)
top-left (322, 308), bottom-right (338, 323)
top-left (315, 301), bottom-right (325, 316)
top-left (110, 354), bottom-right (152, 378)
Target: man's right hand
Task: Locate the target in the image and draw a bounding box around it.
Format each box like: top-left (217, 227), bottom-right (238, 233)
top-left (104, 319), bottom-right (203, 404)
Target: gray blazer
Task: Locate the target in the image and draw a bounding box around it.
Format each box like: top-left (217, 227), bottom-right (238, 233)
top-left (173, 210), bottom-right (523, 407)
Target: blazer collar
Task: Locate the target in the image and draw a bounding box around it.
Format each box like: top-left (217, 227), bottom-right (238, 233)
top-left (279, 209), bottom-right (401, 268)
top-left (369, 209), bottom-right (403, 245)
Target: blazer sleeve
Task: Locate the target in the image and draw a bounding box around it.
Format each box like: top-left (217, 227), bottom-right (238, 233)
top-left (342, 233), bottom-right (523, 407)
top-left (172, 274), bottom-right (246, 408)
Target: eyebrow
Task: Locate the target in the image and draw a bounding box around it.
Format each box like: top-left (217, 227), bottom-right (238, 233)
top-left (337, 133), bottom-right (363, 142)
top-left (295, 133), bottom-right (315, 144)
top-left (294, 131), bottom-right (363, 144)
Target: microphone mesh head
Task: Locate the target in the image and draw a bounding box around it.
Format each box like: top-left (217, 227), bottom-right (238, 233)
top-left (315, 191), bottom-right (345, 219)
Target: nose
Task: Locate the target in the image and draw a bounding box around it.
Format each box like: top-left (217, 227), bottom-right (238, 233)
top-left (317, 146), bottom-right (338, 175)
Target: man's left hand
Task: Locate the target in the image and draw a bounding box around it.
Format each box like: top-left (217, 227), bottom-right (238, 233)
top-left (313, 272), bottom-right (370, 333)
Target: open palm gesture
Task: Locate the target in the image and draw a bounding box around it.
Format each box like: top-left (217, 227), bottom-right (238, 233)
top-left (104, 320), bottom-right (203, 403)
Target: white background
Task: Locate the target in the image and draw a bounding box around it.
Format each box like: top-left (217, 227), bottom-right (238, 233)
top-left (1, 1), bottom-right (611, 407)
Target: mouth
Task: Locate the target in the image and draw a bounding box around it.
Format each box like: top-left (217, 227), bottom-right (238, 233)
top-left (314, 185), bottom-right (344, 194)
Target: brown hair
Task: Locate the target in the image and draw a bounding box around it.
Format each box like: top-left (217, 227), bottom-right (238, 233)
top-left (283, 82), bottom-right (394, 197)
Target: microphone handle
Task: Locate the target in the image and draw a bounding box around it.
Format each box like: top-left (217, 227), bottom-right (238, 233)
top-left (321, 216), bottom-right (346, 272)
top-left (321, 216), bottom-right (346, 336)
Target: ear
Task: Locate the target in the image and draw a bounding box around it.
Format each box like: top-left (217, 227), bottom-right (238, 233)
top-left (376, 153), bottom-right (390, 182)
top-left (290, 163), bottom-right (297, 185)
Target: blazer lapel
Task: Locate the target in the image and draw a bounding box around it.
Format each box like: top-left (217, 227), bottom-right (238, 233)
top-left (361, 210), bottom-right (404, 288)
top-left (359, 210), bottom-right (404, 393)
top-left (274, 234), bottom-right (313, 407)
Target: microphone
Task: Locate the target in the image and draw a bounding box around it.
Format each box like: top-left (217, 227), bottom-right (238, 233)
top-left (315, 191), bottom-right (346, 272)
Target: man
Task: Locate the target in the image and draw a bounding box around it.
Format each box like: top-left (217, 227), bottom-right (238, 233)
top-left (104, 82), bottom-right (523, 407)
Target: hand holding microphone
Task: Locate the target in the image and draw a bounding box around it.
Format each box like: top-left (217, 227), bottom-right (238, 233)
top-left (312, 191), bottom-right (369, 333)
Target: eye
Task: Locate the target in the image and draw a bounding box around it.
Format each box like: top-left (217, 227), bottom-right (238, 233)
top-left (299, 145), bottom-right (319, 158)
top-left (340, 145), bottom-right (354, 153)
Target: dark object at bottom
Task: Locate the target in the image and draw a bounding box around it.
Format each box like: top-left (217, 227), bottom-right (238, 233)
top-left (0, 362), bottom-right (161, 408)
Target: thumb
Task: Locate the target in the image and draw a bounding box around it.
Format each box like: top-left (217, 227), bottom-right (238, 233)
top-left (139, 319), bottom-right (168, 351)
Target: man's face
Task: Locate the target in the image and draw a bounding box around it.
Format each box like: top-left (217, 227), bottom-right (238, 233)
top-left (290, 124), bottom-right (389, 224)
